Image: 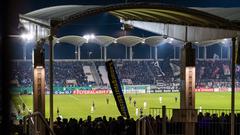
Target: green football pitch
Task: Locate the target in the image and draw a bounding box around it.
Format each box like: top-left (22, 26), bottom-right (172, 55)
top-left (12, 92), bottom-right (240, 120)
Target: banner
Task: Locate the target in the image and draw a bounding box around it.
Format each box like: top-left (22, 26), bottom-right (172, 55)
top-left (72, 90), bottom-right (110, 95)
top-left (105, 60), bottom-right (130, 118)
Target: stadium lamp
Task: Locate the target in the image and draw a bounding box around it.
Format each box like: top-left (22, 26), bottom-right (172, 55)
top-left (83, 34), bottom-right (95, 40)
top-left (168, 37), bottom-right (174, 44)
top-left (21, 32), bottom-right (34, 41)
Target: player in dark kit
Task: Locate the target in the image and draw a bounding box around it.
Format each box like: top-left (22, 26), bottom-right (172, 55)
top-left (133, 99), bottom-right (136, 107)
top-left (22, 103), bottom-right (26, 111)
top-left (106, 97), bottom-right (109, 104)
top-left (92, 101), bottom-right (95, 109)
top-left (129, 96), bottom-right (132, 104)
top-left (175, 96), bottom-right (178, 103)
top-left (140, 107), bottom-right (143, 117)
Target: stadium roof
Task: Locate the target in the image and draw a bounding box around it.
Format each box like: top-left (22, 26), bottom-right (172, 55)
top-left (19, 3), bottom-right (240, 43)
top-left (20, 3), bottom-right (240, 29)
top-left (54, 35), bottom-right (229, 47)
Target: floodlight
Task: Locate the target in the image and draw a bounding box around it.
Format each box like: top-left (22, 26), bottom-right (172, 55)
top-left (168, 38), bottom-right (174, 43)
top-left (83, 34), bottom-right (90, 40)
top-left (113, 39), bottom-right (117, 44)
top-left (21, 32), bottom-right (34, 41)
top-left (90, 34), bottom-right (95, 39)
top-left (83, 34), bottom-right (95, 41)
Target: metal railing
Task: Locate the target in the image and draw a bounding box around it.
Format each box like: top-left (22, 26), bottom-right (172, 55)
top-left (149, 107), bottom-right (240, 118)
top-left (23, 112), bottom-right (55, 135)
top-left (147, 107), bottom-right (240, 135)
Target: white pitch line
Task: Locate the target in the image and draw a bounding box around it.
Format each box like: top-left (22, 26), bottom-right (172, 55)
top-left (67, 95), bottom-right (82, 104)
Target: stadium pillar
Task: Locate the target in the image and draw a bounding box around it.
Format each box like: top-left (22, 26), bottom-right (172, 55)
top-left (23, 44), bottom-right (27, 61)
top-left (130, 46), bottom-right (133, 60)
top-left (174, 46), bottom-right (176, 60)
top-left (125, 46), bottom-right (127, 59)
top-left (155, 46), bottom-right (157, 60)
top-left (228, 46), bottom-right (231, 60)
top-left (150, 46), bottom-right (152, 59)
top-left (104, 46), bottom-right (107, 61)
top-left (48, 20), bottom-right (58, 131)
top-left (78, 45), bottom-right (81, 60)
top-left (220, 46), bottom-right (223, 60)
top-left (231, 37), bottom-right (236, 135)
top-left (197, 46), bottom-right (199, 59)
top-left (180, 42), bottom-right (196, 135)
top-left (33, 39), bottom-right (46, 135)
top-left (75, 46), bottom-right (78, 59)
top-left (204, 46), bottom-right (207, 60)
top-left (100, 46), bottom-right (102, 59)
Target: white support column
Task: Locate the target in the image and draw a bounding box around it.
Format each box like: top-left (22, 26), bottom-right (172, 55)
top-left (23, 45), bottom-right (27, 60)
top-left (100, 46), bottom-right (103, 59)
top-left (125, 46), bottom-right (127, 59)
top-left (228, 46), bottom-right (231, 60)
top-left (179, 46), bottom-right (181, 60)
top-left (150, 46), bottom-right (152, 59)
top-left (75, 46), bottom-right (78, 59)
top-left (197, 46), bottom-right (200, 59)
top-left (78, 46), bottom-right (81, 60)
top-left (204, 46), bottom-right (207, 60)
top-left (104, 46), bottom-right (107, 61)
top-left (154, 46), bottom-right (158, 60)
top-left (130, 46), bottom-right (133, 60)
top-left (221, 46), bottom-right (223, 60)
top-left (173, 46), bottom-right (176, 60)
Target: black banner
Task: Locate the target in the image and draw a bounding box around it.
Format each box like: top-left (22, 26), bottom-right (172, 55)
top-left (105, 60), bottom-right (130, 118)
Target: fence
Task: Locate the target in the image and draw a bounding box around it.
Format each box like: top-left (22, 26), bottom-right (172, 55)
top-left (149, 107), bottom-right (240, 118)
top-left (136, 107), bottom-right (240, 135)
top-left (23, 112), bottom-right (55, 135)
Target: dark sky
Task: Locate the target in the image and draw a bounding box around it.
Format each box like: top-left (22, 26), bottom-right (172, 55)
top-left (5, 0), bottom-right (240, 59)
top-left (7, 0), bottom-right (240, 34)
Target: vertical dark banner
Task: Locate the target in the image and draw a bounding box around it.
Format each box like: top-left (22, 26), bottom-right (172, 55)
top-left (105, 60), bottom-right (130, 118)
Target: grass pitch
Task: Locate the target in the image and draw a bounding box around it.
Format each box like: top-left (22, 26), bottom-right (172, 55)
top-left (12, 92), bottom-right (240, 120)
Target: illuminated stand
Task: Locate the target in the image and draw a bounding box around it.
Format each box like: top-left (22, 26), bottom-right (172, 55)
top-left (33, 39), bottom-right (46, 134)
top-left (180, 42), bottom-right (197, 135)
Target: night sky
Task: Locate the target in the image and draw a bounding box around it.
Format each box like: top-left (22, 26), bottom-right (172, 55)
top-left (6, 0), bottom-right (240, 59)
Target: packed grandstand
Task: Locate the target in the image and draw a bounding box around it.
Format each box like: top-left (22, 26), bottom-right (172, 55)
top-left (10, 59), bottom-right (240, 94)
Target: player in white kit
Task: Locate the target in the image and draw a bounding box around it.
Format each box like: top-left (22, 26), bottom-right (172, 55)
top-left (136, 107), bottom-right (139, 117)
top-left (143, 100), bottom-right (147, 109)
top-left (159, 96), bottom-right (162, 103)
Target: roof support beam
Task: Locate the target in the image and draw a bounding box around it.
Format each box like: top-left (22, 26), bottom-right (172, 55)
top-left (123, 20), bottom-right (239, 42)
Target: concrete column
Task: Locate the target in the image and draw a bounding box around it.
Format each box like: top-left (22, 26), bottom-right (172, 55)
top-left (197, 46), bottom-right (199, 59)
top-left (104, 46), bottom-right (107, 61)
top-left (155, 46), bottom-right (158, 60)
top-left (228, 46), bottom-right (231, 60)
top-left (78, 46), bottom-right (81, 60)
top-left (173, 46), bottom-right (176, 59)
top-left (150, 46), bottom-right (152, 59)
top-left (100, 46), bottom-right (103, 59)
top-left (221, 46), bottom-right (223, 60)
top-left (130, 46), bottom-right (133, 60)
top-left (23, 45), bottom-right (27, 60)
top-left (204, 46), bottom-right (207, 60)
top-left (230, 37), bottom-right (236, 135)
top-left (75, 46), bottom-right (78, 59)
top-left (125, 46), bottom-right (127, 59)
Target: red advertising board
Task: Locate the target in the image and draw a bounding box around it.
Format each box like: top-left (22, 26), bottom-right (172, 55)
top-left (73, 90), bottom-right (110, 95)
top-left (195, 88), bottom-right (240, 92)
top-left (194, 88), bottom-right (214, 92)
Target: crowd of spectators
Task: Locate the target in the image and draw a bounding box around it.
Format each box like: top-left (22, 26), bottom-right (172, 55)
top-left (10, 60), bottom-right (240, 88)
top-left (11, 112), bottom-right (240, 135)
